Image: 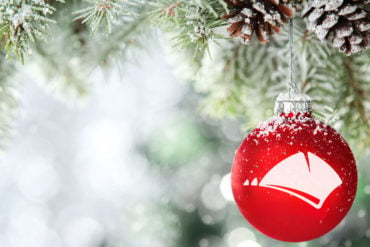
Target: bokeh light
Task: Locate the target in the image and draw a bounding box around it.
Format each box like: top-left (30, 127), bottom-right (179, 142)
top-left (220, 173), bottom-right (234, 202)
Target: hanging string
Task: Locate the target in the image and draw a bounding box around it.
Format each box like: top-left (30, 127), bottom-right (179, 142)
top-left (288, 18), bottom-right (298, 98)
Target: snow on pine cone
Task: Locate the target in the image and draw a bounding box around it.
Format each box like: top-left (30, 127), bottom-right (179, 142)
top-left (302, 0), bottom-right (370, 55)
top-left (222, 0), bottom-right (294, 44)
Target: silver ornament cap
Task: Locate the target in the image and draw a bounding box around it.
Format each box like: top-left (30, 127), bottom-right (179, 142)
top-left (274, 93), bottom-right (312, 116)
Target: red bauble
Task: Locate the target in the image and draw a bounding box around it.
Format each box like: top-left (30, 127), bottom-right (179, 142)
top-left (232, 105), bottom-right (357, 242)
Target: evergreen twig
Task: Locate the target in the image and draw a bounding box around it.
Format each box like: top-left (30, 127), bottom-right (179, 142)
top-left (0, 0), bottom-right (63, 62)
top-left (0, 0), bottom-right (368, 151)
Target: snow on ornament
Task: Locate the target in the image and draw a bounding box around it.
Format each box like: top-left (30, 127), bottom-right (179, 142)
top-left (231, 93), bottom-right (357, 242)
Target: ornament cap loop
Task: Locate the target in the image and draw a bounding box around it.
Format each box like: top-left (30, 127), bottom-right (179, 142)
top-left (274, 93), bottom-right (312, 116)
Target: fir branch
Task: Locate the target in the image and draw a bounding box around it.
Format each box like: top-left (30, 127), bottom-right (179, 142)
top-left (28, 1), bottom-right (94, 104)
top-left (94, 13), bottom-right (149, 65)
top-left (33, 40), bottom-right (92, 104)
top-left (0, 0), bottom-right (62, 62)
top-left (344, 58), bottom-right (368, 124)
top-left (195, 39), bottom-right (280, 125)
top-left (341, 54), bottom-right (370, 149)
top-left (29, 0), bottom-right (149, 104)
top-left (0, 0), bottom-right (368, 152)
top-left (74, 0), bottom-right (143, 35)
top-left (0, 55), bottom-right (19, 150)
top-left (150, 0), bottom-right (228, 57)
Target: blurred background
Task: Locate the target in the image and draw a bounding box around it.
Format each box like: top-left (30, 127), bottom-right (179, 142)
top-left (0, 39), bottom-right (369, 247)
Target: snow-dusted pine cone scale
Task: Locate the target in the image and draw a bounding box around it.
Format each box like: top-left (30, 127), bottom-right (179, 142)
top-left (302, 0), bottom-right (370, 55)
top-left (223, 0), bottom-right (294, 44)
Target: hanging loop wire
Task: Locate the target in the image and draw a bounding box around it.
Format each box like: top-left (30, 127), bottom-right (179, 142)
top-left (288, 18), bottom-right (298, 98)
top-left (274, 18), bottom-right (312, 116)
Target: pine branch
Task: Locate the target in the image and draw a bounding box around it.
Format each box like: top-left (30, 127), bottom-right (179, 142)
top-left (29, 2), bottom-right (93, 104)
top-left (0, 55), bottom-right (20, 150)
top-left (150, 0), bottom-right (228, 57)
top-left (195, 39), bottom-right (278, 126)
top-left (28, 0), bottom-right (149, 104)
top-left (341, 54), bottom-right (370, 149)
top-left (94, 15), bottom-right (150, 65)
top-left (0, 0), bottom-right (64, 62)
top-left (74, 0), bottom-right (144, 35)
top-left (0, 0), bottom-right (368, 151)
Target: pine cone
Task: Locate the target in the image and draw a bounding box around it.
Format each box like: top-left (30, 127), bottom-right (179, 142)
top-left (223, 0), bottom-right (294, 44)
top-left (302, 0), bottom-right (370, 55)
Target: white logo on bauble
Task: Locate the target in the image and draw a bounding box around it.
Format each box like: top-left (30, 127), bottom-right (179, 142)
top-left (243, 152), bottom-right (342, 209)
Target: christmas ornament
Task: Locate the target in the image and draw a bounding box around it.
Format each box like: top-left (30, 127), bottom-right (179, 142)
top-left (231, 20), bottom-right (357, 242)
top-left (223, 0), bottom-right (294, 44)
top-left (302, 0), bottom-right (370, 55)
top-left (232, 95), bottom-right (357, 242)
